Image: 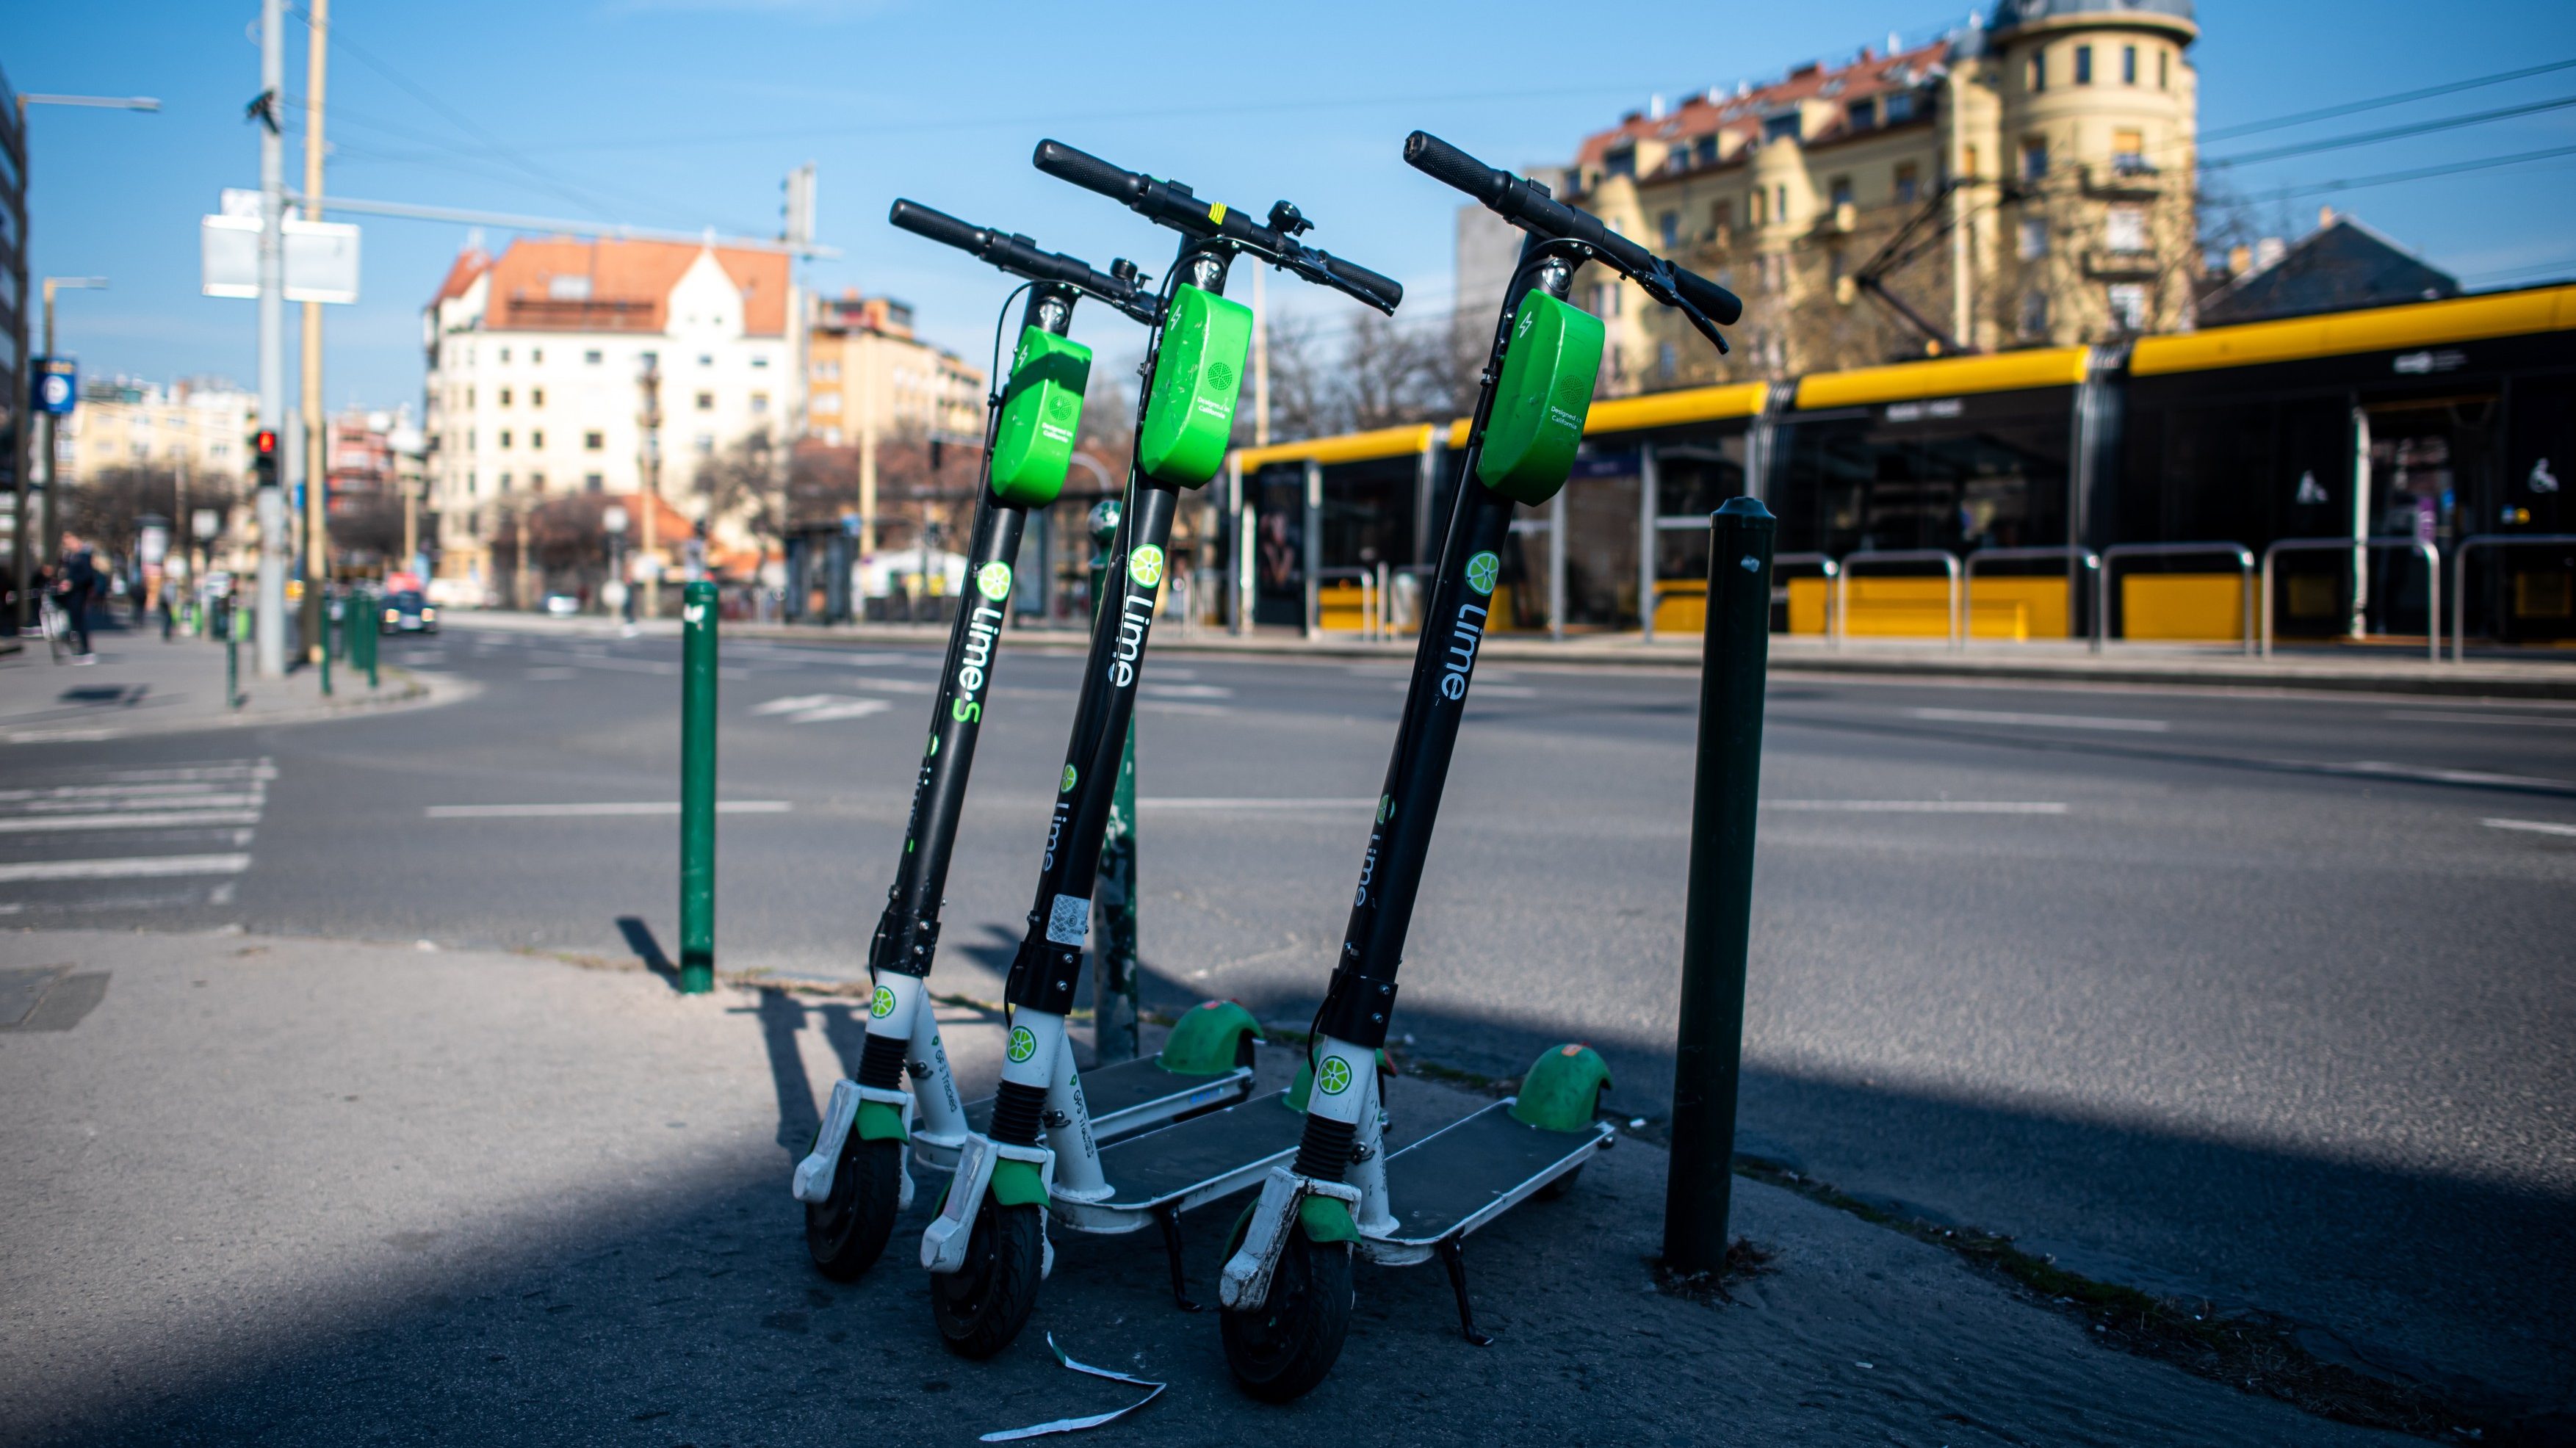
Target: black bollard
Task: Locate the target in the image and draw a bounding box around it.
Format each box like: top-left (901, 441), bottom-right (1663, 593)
top-left (1662, 495), bottom-right (1775, 1275)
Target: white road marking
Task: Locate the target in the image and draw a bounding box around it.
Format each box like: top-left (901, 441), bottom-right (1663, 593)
top-left (853, 678), bottom-right (937, 695)
top-left (1139, 701), bottom-right (1233, 717)
top-left (524, 666), bottom-right (579, 680)
top-left (1764, 800), bottom-right (2071, 814)
top-left (0, 853), bottom-right (253, 883)
top-left (751, 694), bottom-right (892, 723)
top-left (12, 792), bottom-right (264, 813)
top-left (7, 729), bottom-right (120, 743)
top-left (530, 651), bottom-right (679, 676)
top-left (2306, 760), bottom-right (2576, 790)
top-left (2387, 710), bottom-right (2576, 729)
top-left (2483, 817), bottom-right (2576, 838)
top-left (0, 781), bottom-right (237, 801)
top-left (0, 810), bottom-right (264, 833)
top-left (1144, 683), bottom-right (1233, 699)
top-left (423, 801), bottom-right (794, 818)
top-left (1139, 797), bottom-right (1377, 811)
top-left (1907, 706), bottom-right (2169, 733)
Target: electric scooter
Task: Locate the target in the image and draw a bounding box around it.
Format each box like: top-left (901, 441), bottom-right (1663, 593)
top-left (918, 139), bottom-right (1406, 1358)
top-left (792, 202), bottom-right (1262, 1281)
top-left (1214, 130), bottom-right (1743, 1401)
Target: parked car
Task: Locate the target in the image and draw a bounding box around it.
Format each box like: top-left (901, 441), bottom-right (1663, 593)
top-left (544, 593), bottom-right (582, 618)
top-left (380, 590), bottom-right (438, 635)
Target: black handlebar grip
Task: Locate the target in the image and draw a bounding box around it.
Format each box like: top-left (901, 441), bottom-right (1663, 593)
top-left (1402, 131), bottom-right (1507, 206)
top-left (1033, 140), bottom-right (1143, 205)
top-left (1318, 252), bottom-right (1404, 312)
top-left (887, 200), bottom-right (988, 257)
top-left (1671, 265), bottom-right (1744, 327)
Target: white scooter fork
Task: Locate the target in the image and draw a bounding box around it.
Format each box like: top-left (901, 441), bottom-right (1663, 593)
top-left (921, 1007), bottom-right (1089, 1276)
top-left (793, 972), bottom-right (967, 1208)
top-left (1219, 1037), bottom-right (1381, 1310)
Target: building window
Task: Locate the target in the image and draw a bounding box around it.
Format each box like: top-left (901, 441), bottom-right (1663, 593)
top-left (530, 429), bottom-right (545, 449)
top-left (2106, 204), bottom-right (2149, 253)
top-left (499, 429), bottom-right (513, 449)
top-left (2075, 45), bottom-right (2093, 84)
top-left (2019, 217), bottom-right (2049, 259)
top-left (1885, 90), bottom-right (1916, 123)
top-left (697, 354), bottom-right (713, 368)
top-left (812, 393), bottom-right (842, 416)
top-left (1603, 145), bottom-right (1636, 178)
top-left (499, 347), bottom-right (510, 363)
top-left (2159, 50), bottom-right (2169, 89)
top-left (1659, 211), bottom-right (1681, 249)
top-left (751, 392), bottom-right (771, 415)
top-left (1828, 175), bottom-right (1853, 209)
top-left (1761, 112), bottom-right (1800, 143)
top-left (584, 473), bottom-right (604, 493)
top-left (1895, 162), bottom-right (1919, 205)
top-left (2108, 283), bottom-right (2149, 331)
top-left (530, 471), bottom-right (546, 492)
top-left (584, 431), bottom-right (605, 451)
top-left (1963, 144), bottom-right (1980, 180)
top-left (752, 355), bottom-right (770, 369)
top-left (1775, 184), bottom-right (1789, 221)
top-left (1847, 98), bottom-right (1877, 131)
top-left (1694, 134), bottom-right (1718, 166)
top-left (2020, 290), bottom-right (2049, 337)
top-left (815, 361), bottom-right (840, 382)
top-left (499, 386), bottom-right (512, 406)
top-left (694, 435), bottom-right (716, 456)
top-left (585, 350), bottom-right (604, 365)
top-left (2030, 51), bottom-right (2046, 92)
top-left (531, 387), bottom-right (545, 407)
top-left (2113, 128), bottom-right (2147, 173)
top-left (499, 472), bottom-right (513, 492)
top-left (1709, 200), bottom-right (1732, 238)
top-left (532, 347), bottom-right (543, 364)
top-left (1750, 189), bottom-right (1767, 225)
top-left (695, 391), bottom-right (715, 411)
top-left (2021, 138), bottom-right (2048, 181)
top-left (466, 386), bottom-right (475, 408)
top-left (2123, 45), bottom-right (2138, 84)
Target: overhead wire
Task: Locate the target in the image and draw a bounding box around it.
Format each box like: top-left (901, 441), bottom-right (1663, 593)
top-left (2199, 57), bottom-right (2576, 141)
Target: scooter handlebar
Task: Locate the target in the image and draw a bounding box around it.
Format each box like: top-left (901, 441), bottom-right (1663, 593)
top-left (886, 198), bottom-right (1161, 325)
top-left (1032, 139), bottom-right (1147, 208)
top-left (1307, 251), bottom-right (1404, 314)
top-left (1402, 129), bottom-right (1742, 327)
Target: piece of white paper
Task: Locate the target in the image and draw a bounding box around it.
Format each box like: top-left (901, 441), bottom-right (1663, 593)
top-left (978, 1333), bottom-right (1166, 1442)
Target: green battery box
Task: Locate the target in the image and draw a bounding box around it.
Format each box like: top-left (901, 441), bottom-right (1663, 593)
top-left (989, 325), bottom-right (1092, 508)
top-left (1138, 283), bottom-right (1252, 488)
top-left (1476, 290), bottom-right (1604, 506)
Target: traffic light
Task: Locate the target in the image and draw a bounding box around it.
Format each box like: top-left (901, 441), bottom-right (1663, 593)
top-left (250, 427), bottom-right (281, 489)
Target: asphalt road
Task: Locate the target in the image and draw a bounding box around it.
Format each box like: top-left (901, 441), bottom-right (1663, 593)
top-left (4, 618), bottom-right (2572, 1414)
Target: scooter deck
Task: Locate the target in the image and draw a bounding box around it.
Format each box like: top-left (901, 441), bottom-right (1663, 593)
top-left (1069, 1090), bottom-right (1306, 1223)
top-left (918, 1057), bottom-right (1255, 1170)
top-left (1369, 1099), bottom-right (1611, 1248)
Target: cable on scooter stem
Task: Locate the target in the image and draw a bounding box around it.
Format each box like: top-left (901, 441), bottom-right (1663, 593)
top-left (1031, 140), bottom-right (1404, 315)
top-left (889, 199), bottom-right (1165, 326)
top-left (1401, 130), bottom-right (1744, 347)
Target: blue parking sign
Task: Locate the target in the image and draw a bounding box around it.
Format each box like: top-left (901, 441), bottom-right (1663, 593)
top-left (34, 358), bottom-right (77, 416)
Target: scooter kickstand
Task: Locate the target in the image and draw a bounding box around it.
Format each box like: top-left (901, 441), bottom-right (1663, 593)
top-left (1155, 1204), bottom-right (1202, 1312)
top-left (1438, 1239), bottom-right (1493, 1346)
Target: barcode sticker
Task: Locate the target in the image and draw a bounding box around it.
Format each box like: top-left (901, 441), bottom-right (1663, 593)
top-left (1045, 894), bottom-right (1090, 946)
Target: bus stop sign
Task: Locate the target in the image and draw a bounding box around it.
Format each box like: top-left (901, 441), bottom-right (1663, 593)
top-left (34, 358), bottom-right (76, 416)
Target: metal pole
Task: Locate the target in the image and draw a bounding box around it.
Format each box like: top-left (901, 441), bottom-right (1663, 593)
top-left (1087, 502), bottom-right (1140, 1063)
top-left (299, 0), bottom-right (329, 663)
top-left (1639, 444), bottom-right (1659, 644)
top-left (255, 0), bottom-right (289, 680)
top-left (1301, 458), bottom-right (1321, 639)
top-left (677, 579), bottom-right (718, 993)
top-left (1548, 486), bottom-right (1567, 642)
top-left (1664, 495), bottom-right (1775, 1275)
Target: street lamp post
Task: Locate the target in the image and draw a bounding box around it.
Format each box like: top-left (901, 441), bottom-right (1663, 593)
top-left (32, 277), bottom-right (107, 576)
top-left (9, 91), bottom-right (156, 634)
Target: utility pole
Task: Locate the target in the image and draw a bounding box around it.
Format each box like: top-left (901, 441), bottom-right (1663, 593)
top-left (638, 358), bottom-right (661, 618)
top-left (35, 278), bottom-right (107, 573)
top-left (255, 0), bottom-right (289, 678)
top-left (1252, 266), bottom-right (1269, 447)
top-left (857, 325), bottom-right (878, 555)
top-left (298, 0), bottom-right (330, 660)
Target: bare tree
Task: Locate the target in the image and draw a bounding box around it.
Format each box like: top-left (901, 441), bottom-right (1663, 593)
top-left (693, 430), bottom-right (784, 561)
top-left (62, 467), bottom-right (238, 562)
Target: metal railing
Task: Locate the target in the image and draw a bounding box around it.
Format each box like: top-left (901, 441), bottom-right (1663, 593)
top-left (1308, 566), bottom-right (1382, 642)
top-left (2094, 542), bottom-right (2255, 656)
top-left (1965, 546), bottom-right (2099, 646)
top-left (1837, 549), bottom-right (1963, 650)
top-left (1770, 552), bottom-right (1841, 648)
top-left (2260, 537), bottom-right (2440, 662)
top-left (2450, 533), bottom-right (2576, 662)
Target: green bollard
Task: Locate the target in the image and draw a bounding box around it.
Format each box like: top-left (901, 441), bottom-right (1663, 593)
top-left (320, 594), bottom-right (334, 697)
top-left (1662, 496), bottom-right (1775, 1277)
top-left (678, 579), bottom-right (719, 993)
top-left (227, 605), bottom-right (244, 710)
top-left (363, 588), bottom-right (380, 689)
top-left (1086, 501), bottom-right (1141, 1063)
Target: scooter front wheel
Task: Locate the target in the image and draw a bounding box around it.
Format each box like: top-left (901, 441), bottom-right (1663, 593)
top-left (930, 1199), bottom-right (1044, 1358)
top-left (1220, 1228), bottom-right (1353, 1402)
top-left (805, 1135), bottom-right (902, 1281)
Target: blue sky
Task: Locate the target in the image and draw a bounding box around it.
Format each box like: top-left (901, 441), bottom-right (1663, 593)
top-left (12, 0), bottom-right (2576, 411)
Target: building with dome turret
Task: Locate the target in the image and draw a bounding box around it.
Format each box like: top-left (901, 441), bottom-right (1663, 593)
top-left (1542, 0), bottom-right (2199, 391)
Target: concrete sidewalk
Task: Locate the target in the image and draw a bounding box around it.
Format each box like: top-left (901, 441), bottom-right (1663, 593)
top-left (0, 621), bottom-right (457, 744)
top-left (0, 928), bottom-right (2430, 1446)
top-left (446, 607), bottom-right (2576, 699)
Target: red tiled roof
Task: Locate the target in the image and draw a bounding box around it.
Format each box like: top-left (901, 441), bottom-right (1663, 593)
top-left (476, 237), bottom-right (790, 337)
top-left (1574, 38), bottom-right (1955, 170)
top-left (431, 247), bottom-right (489, 305)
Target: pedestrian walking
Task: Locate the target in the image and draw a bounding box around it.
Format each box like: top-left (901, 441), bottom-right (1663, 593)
top-left (58, 549), bottom-right (100, 664)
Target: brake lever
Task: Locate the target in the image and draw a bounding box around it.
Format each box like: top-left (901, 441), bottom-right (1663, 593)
top-left (1642, 258), bottom-right (1730, 355)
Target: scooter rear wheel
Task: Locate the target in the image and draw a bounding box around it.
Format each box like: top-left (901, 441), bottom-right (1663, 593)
top-left (930, 1199), bottom-right (1043, 1358)
top-left (1220, 1228), bottom-right (1353, 1402)
top-left (805, 1136), bottom-right (901, 1281)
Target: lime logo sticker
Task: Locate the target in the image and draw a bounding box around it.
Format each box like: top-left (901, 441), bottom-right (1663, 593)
top-left (975, 562), bottom-right (1013, 601)
top-left (870, 985), bottom-right (897, 1018)
top-left (1316, 1056), bottom-right (1354, 1096)
top-left (1463, 551), bottom-right (1501, 596)
top-left (1377, 794), bottom-right (1394, 825)
top-left (1061, 764), bottom-right (1079, 792)
top-left (1128, 544), bottom-right (1165, 590)
top-left (1007, 1027), bottom-right (1038, 1064)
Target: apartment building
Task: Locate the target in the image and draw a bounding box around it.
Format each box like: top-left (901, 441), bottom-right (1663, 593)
top-left (1547, 0), bottom-right (2199, 389)
top-left (422, 236), bottom-right (796, 592)
top-left (804, 291), bottom-right (984, 448)
top-left (59, 377), bottom-right (259, 483)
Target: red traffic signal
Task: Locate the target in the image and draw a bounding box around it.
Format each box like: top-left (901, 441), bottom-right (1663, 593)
top-left (251, 427), bottom-right (279, 457)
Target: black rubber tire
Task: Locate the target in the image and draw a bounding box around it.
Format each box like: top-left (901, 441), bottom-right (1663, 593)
top-left (1536, 1163), bottom-right (1585, 1201)
top-left (931, 1201), bottom-right (1045, 1358)
top-left (804, 1136), bottom-right (902, 1281)
top-left (1220, 1226), bottom-right (1354, 1402)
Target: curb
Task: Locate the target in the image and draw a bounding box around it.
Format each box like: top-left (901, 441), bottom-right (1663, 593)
top-left (0, 667), bottom-right (473, 744)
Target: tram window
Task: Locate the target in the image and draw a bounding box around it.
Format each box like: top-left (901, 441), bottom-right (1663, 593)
top-left (1769, 394), bottom-right (2068, 556)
